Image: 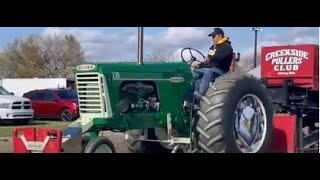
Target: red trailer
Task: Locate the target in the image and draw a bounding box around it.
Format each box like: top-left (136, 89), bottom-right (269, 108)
top-left (261, 44), bottom-right (319, 153)
top-left (261, 44), bottom-right (318, 90)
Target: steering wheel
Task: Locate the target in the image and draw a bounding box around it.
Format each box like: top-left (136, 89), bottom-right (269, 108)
top-left (180, 47), bottom-right (206, 64)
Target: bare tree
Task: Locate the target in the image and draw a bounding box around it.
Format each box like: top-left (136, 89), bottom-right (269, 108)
top-left (120, 50), bottom-right (176, 62)
top-left (236, 52), bottom-right (261, 71)
top-left (40, 34), bottom-right (84, 78)
top-left (144, 50), bottom-right (175, 62)
top-left (0, 35), bottom-right (44, 78)
top-left (0, 34), bottom-right (84, 79)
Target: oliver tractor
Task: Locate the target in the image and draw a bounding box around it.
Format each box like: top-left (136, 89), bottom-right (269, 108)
top-left (13, 27), bottom-right (318, 153)
top-left (75, 28), bottom-right (318, 153)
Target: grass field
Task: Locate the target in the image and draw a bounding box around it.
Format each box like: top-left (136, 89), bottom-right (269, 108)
top-left (0, 120), bottom-right (71, 137)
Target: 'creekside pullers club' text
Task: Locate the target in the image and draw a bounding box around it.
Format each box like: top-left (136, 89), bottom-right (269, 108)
top-left (265, 49), bottom-right (308, 75)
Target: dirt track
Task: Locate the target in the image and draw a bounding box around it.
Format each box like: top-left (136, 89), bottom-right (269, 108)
top-left (102, 131), bottom-right (131, 153)
top-left (0, 131), bottom-right (131, 153)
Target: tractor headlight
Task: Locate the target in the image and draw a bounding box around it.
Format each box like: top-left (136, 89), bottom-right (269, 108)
top-left (0, 103), bottom-right (10, 109)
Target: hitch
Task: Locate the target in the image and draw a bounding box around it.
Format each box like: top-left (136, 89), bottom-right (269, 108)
top-left (13, 127), bottom-right (82, 153)
top-left (13, 127), bottom-right (63, 153)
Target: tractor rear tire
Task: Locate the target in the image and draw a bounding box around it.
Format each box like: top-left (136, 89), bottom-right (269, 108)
top-left (84, 136), bottom-right (116, 153)
top-left (125, 128), bottom-right (172, 153)
top-left (196, 72), bottom-right (273, 153)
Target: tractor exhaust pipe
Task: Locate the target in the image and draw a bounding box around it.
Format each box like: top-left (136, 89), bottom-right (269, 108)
top-left (138, 27), bottom-right (144, 65)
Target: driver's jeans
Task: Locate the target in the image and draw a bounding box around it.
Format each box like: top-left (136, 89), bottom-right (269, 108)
top-left (185, 67), bottom-right (226, 103)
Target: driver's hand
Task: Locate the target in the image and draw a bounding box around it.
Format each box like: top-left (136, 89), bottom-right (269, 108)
top-left (204, 57), bottom-right (210, 64)
top-left (191, 61), bottom-right (201, 72)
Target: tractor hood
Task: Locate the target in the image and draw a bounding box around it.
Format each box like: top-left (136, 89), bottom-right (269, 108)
top-left (75, 62), bottom-right (191, 74)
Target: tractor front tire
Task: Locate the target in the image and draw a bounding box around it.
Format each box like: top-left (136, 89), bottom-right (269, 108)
top-left (84, 136), bottom-right (116, 153)
top-left (81, 136), bottom-right (91, 153)
top-left (196, 72), bottom-right (273, 153)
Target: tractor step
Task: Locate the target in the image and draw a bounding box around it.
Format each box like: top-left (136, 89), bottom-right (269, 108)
top-left (288, 95), bottom-right (307, 101)
top-left (303, 148), bottom-right (319, 153)
top-left (303, 131), bottom-right (319, 149)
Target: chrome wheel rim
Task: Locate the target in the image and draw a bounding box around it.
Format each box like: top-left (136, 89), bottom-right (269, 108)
top-left (233, 94), bottom-right (267, 153)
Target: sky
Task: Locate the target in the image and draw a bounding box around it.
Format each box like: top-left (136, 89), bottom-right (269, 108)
top-left (0, 27), bottom-right (318, 62)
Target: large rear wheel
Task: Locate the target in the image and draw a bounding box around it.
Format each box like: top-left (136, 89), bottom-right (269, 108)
top-left (196, 72), bottom-right (273, 153)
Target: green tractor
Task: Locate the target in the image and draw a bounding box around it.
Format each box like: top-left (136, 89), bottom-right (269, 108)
top-left (76, 27), bottom-right (274, 153)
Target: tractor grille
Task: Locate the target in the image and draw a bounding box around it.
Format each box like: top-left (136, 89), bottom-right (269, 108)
top-left (76, 73), bottom-right (104, 115)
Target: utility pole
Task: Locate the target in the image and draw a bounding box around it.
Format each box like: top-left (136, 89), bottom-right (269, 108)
top-left (138, 27), bottom-right (144, 65)
top-left (250, 27), bottom-right (262, 68)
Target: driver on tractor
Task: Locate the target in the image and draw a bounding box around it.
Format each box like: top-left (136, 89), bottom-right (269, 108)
top-left (185, 28), bottom-right (234, 106)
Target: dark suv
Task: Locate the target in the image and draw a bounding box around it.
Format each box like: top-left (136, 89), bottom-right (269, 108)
top-left (23, 89), bottom-right (79, 121)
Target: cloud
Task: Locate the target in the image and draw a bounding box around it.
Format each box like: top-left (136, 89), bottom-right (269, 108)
top-left (241, 40), bottom-right (281, 57)
top-left (149, 27), bottom-right (208, 48)
top-left (239, 27), bottom-right (318, 67)
top-left (42, 27), bottom-right (138, 61)
top-left (148, 27), bottom-right (210, 61)
top-left (243, 27), bottom-right (318, 57)
top-left (41, 27), bottom-right (210, 62)
top-left (40, 27), bottom-right (318, 63)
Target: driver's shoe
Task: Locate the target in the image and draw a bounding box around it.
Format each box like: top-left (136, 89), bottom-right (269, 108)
top-left (193, 91), bottom-right (202, 100)
top-left (192, 95), bottom-right (201, 111)
top-left (192, 72), bottom-right (200, 79)
top-left (193, 104), bottom-right (200, 110)
top-left (236, 140), bottom-right (244, 149)
top-left (183, 101), bottom-right (192, 109)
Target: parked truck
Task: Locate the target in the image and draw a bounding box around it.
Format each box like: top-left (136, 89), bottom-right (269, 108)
top-left (0, 86), bottom-right (34, 125)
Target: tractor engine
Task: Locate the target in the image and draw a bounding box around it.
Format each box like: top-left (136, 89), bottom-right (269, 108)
top-left (118, 81), bottom-right (160, 113)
